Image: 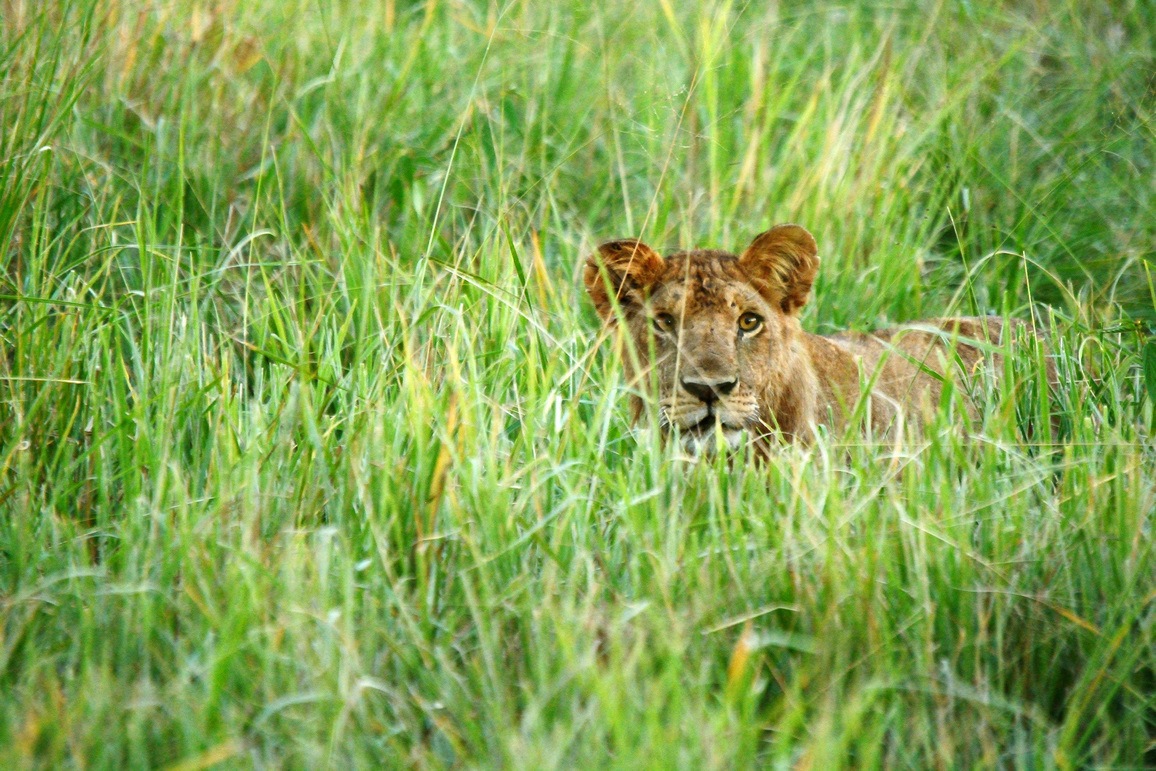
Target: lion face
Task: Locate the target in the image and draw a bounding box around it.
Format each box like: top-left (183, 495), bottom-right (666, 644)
top-left (585, 225), bottom-right (820, 454)
top-left (641, 258), bottom-right (780, 453)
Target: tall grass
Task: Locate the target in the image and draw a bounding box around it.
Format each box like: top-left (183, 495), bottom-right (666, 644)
top-left (1, 0), bottom-right (1153, 767)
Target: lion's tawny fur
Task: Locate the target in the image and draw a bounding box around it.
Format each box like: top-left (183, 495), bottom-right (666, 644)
top-left (584, 224), bottom-right (1052, 454)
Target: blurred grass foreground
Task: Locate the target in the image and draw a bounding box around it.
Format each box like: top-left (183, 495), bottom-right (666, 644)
top-left (1, 0), bottom-right (1154, 767)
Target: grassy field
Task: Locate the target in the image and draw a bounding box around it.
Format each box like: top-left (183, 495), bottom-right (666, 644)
top-left (2, 0), bottom-right (1154, 767)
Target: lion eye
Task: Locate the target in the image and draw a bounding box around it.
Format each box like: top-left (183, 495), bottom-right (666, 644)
top-left (653, 313), bottom-right (676, 332)
top-left (738, 312), bottom-right (763, 333)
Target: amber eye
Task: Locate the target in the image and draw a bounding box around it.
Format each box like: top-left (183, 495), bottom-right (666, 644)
top-left (738, 312), bottom-right (763, 333)
top-left (653, 313), bottom-right (676, 332)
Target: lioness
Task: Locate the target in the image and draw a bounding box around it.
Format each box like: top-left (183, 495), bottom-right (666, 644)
top-left (585, 224), bottom-right (1049, 454)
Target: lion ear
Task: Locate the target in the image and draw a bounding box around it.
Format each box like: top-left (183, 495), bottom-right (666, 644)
top-left (584, 239), bottom-right (666, 322)
top-left (738, 224), bottom-right (819, 315)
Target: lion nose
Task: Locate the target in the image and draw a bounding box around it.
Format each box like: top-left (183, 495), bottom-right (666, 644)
top-left (680, 376), bottom-right (738, 404)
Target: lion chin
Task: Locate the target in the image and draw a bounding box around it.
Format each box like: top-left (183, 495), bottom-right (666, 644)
top-left (667, 412), bottom-right (749, 457)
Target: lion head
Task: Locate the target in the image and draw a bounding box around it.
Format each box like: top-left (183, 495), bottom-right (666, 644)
top-left (585, 224), bottom-right (821, 454)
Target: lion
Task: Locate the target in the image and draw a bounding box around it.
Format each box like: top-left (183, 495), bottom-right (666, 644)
top-left (584, 224), bottom-right (1053, 455)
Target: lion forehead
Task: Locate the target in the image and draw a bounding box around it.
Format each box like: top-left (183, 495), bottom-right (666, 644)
top-left (648, 252), bottom-right (761, 313)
